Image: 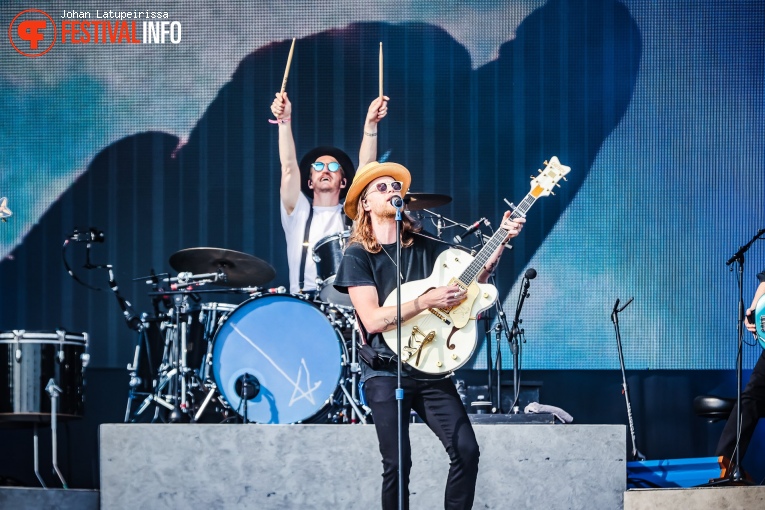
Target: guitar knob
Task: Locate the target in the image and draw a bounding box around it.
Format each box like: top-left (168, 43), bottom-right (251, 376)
top-left (436, 361), bottom-right (442, 367)
top-left (451, 354), bottom-right (458, 360)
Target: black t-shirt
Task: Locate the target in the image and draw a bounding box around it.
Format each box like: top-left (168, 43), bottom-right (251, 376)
top-left (333, 233), bottom-right (450, 379)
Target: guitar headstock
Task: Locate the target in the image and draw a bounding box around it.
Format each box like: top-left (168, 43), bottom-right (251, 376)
top-left (529, 157), bottom-right (571, 198)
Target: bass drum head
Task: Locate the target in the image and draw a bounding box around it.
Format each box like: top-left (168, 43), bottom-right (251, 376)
top-left (212, 294), bottom-right (345, 424)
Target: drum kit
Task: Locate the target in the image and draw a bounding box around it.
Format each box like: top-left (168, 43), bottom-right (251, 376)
top-left (121, 245), bottom-right (356, 425)
top-left (123, 192), bottom-right (464, 425)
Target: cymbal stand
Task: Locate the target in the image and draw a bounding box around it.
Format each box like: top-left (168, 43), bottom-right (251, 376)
top-left (168, 293), bottom-right (194, 422)
top-left (123, 323), bottom-right (156, 422)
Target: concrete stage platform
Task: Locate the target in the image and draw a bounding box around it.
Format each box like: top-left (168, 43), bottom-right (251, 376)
top-left (625, 486), bottom-right (765, 509)
top-left (100, 423), bottom-right (625, 509)
top-left (0, 487), bottom-right (99, 510)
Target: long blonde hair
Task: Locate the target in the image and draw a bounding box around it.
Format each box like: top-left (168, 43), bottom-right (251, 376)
top-left (348, 195), bottom-right (421, 253)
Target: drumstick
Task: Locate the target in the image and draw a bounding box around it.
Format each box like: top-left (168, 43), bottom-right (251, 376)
top-left (281, 38), bottom-right (296, 94)
top-left (378, 42), bottom-right (383, 99)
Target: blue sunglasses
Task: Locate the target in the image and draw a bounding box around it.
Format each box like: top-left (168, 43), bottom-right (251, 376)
top-left (311, 161), bottom-right (341, 172)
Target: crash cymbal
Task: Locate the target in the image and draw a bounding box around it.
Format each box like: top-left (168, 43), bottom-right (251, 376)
top-left (403, 192), bottom-right (452, 211)
top-left (169, 247), bottom-right (276, 287)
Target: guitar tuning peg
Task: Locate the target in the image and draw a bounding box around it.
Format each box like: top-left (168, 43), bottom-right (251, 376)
top-left (543, 160), bottom-right (548, 166)
top-left (550, 191), bottom-right (556, 196)
top-left (555, 183), bottom-right (561, 188)
top-left (530, 175), bottom-right (536, 180)
top-left (537, 169), bottom-right (542, 173)
top-left (561, 176), bottom-right (568, 181)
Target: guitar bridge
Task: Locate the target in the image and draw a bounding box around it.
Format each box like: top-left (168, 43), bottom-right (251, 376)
top-left (402, 326), bottom-right (436, 366)
top-left (428, 307), bottom-right (451, 325)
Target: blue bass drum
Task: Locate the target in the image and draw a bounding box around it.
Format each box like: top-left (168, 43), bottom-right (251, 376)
top-left (211, 294), bottom-right (346, 423)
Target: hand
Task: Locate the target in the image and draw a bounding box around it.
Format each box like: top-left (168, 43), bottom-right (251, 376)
top-left (271, 92), bottom-right (292, 120)
top-left (366, 96), bottom-right (389, 125)
top-left (745, 307), bottom-right (757, 333)
top-left (500, 212), bottom-right (525, 241)
top-left (423, 285), bottom-right (466, 309)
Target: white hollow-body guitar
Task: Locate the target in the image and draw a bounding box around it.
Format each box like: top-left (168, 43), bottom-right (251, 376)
top-left (382, 157), bottom-right (571, 375)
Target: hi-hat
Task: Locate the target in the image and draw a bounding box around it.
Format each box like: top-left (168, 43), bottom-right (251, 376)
top-left (404, 192), bottom-right (452, 211)
top-left (169, 247), bottom-right (276, 286)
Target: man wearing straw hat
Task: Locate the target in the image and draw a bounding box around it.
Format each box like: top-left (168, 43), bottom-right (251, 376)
top-left (270, 92), bottom-right (388, 295)
top-left (333, 161), bottom-right (525, 509)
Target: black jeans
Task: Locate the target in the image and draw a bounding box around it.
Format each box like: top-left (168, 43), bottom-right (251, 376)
top-left (364, 376), bottom-right (479, 510)
top-left (716, 350), bottom-right (765, 462)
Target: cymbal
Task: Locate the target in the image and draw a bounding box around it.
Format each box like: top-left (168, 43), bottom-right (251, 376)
top-left (169, 247), bottom-right (276, 287)
top-left (403, 192), bottom-right (452, 211)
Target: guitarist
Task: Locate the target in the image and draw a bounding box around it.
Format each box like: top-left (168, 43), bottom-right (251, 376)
top-left (333, 160), bottom-right (524, 510)
top-left (716, 270), bottom-right (765, 472)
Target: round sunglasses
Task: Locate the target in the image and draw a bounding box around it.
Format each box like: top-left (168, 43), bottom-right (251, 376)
top-left (364, 180), bottom-right (403, 198)
top-left (311, 161), bottom-right (341, 172)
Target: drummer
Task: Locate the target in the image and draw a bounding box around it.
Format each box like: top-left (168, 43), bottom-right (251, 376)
top-left (270, 92), bottom-right (389, 296)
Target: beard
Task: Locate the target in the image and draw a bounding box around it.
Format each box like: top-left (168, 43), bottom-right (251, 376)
top-left (372, 199), bottom-right (397, 219)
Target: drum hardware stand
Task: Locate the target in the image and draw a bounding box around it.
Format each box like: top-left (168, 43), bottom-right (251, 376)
top-left (45, 378), bottom-right (68, 489)
top-left (194, 381), bottom-right (220, 422)
top-left (611, 296), bottom-right (645, 461)
top-left (326, 305), bottom-right (369, 423)
top-left (32, 424), bottom-right (47, 488)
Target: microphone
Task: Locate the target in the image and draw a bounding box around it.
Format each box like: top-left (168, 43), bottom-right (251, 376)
top-left (391, 195), bottom-right (404, 209)
top-left (612, 298), bottom-right (620, 315)
top-left (453, 218), bottom-right (487, 244)
top-left (524, 268), bottom-right (537, 280)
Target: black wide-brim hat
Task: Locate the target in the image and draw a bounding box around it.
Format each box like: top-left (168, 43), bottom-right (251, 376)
top-left (299, 146), bottom-right (356, 200)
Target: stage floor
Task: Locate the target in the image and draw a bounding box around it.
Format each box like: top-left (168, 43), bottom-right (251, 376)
top-left (100, 423), bottom-right (625, 509)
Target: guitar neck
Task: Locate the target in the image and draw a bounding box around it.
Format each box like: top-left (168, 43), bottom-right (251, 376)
top-left (458, 193), bottom-right (537, 286)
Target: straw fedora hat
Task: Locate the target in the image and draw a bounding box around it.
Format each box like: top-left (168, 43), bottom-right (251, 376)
top-left (344, 161), bottom-right (411, 219)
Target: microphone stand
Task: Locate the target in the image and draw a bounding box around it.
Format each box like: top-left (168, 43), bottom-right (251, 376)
top-left (715, 227), bottom-right (765, 483)
top-left (611, 297), bottom-right (645, 461)
top-left (393, 196), bottom-right (405, 510)
top-left (506, 274), bottom-right (531, 413)
top-left (472, 226), bottom-right (505, 413)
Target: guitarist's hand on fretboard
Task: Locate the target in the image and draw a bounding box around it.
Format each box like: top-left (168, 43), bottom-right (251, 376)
top-left (499, 214), bottom-right (526, 241)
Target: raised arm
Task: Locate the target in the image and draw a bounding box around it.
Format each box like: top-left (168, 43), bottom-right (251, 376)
top-left (358, 96), bottom-right (389, 168)
top-left (270, 92), bottom-right (300, 214)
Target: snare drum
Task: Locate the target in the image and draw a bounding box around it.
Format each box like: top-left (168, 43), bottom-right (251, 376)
top-left (312, 230), bottom-right (352, 307)
top-left (211, 294), bottom-right (346, 423)
top-left (0, 330), bottom-right (88, 421)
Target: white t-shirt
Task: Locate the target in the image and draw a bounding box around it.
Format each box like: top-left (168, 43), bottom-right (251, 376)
top-left (280, 193), bottom-right (346, 294)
